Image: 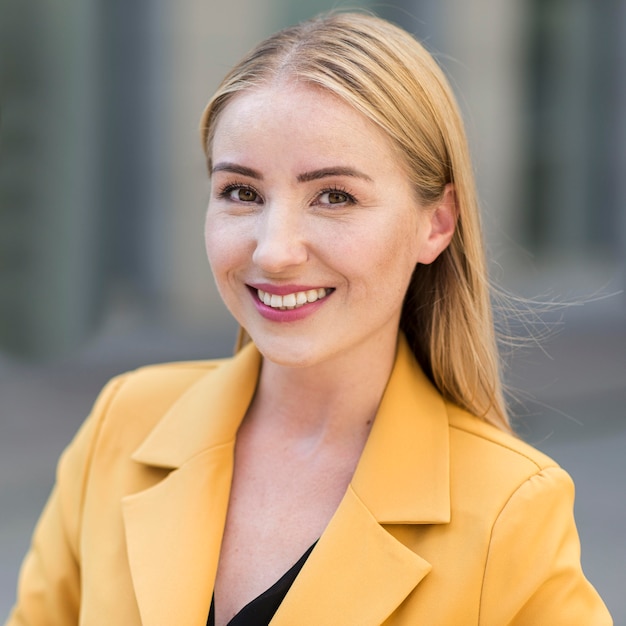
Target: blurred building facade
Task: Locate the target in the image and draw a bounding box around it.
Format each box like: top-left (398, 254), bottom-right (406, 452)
top-left (1, 0), bottom-right (625, 359)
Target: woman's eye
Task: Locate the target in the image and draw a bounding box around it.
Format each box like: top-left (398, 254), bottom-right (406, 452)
top-left (319, 190), bottom-right (351, 205)
top-left (231, 187), bottom-right (258, 202)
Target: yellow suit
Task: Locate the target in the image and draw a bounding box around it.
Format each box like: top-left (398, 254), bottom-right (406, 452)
top-left (8, 336), bottom-right (612, 625)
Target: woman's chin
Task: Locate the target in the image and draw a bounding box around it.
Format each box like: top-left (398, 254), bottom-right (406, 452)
top-left (250, 334), bottom-right (333, 370)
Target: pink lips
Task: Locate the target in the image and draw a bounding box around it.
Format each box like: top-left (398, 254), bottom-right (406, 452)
top-left (247, 284), bottom-right (333, 322)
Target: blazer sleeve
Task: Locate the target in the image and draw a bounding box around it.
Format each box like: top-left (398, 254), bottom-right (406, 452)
top-left (479, 466), bottom-right (613, 625)
top-left (6, 376), bottom-right (126, 626)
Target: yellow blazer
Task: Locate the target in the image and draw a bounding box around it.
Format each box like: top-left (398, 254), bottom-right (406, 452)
top-left (8, 336), bottom-right (611, 625)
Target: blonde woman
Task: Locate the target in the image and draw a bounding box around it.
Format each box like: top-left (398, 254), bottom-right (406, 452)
top-left (8, 12), bottom-right (611, 625)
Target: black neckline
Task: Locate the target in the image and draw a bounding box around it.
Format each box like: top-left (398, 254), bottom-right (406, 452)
top-left (208, 541), bottom-right (317, 626)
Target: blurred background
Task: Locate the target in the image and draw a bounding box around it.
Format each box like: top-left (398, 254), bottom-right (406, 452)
top-left (1, 0), bottom-right (624, 620)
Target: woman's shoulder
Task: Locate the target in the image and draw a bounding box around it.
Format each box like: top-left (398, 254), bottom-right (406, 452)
top-left (440, 403), bottom-right (580, 554)
top-left (443, 402), bottom-right (567, 506)
top-left (107, 356), bottom-right (231, 402)
top-left (446, 402), bottom-right (557, 471)
top-left (82, 356), bottom-right (236, 450)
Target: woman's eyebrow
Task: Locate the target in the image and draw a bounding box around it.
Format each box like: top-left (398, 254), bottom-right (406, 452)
top-left (212, 162), bottom-right (263, 179)
top-left (211, 163), bottom-right (373, 183)
top-left (297, 167), bottom-right (373, 183)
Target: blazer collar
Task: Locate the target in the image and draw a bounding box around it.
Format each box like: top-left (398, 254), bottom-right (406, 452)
top-left (130, 341), bottom-right (262, 468)
top-left (352, 334), bottom-right (451, 524)
top-left (123, 334), bottom-right (450, 625)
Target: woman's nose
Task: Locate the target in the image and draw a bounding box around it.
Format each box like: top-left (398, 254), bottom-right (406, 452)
top-left (252, 204), bottom-right (308, 273)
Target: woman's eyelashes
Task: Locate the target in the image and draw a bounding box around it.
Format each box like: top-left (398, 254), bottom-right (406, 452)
top-left (215, 182), bottom-right (358, 208)
top-left (315, 186), bottom-right (357, 207)
top-left (217, 182), bottom-right (261, 204)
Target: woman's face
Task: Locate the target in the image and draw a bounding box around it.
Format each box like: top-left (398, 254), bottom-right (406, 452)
top-left (205, 83), bottom-right (451, 369)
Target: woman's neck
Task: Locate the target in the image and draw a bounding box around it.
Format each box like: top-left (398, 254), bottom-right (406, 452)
top-left (245, 331), bottom-right (400, 448)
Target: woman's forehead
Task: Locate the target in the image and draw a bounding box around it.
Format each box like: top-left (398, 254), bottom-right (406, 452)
top-left (211, 83), bottom-right (401, 169)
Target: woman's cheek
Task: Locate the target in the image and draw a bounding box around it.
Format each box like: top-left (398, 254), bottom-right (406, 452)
top-left (206, 217), bottom-right (244, 263)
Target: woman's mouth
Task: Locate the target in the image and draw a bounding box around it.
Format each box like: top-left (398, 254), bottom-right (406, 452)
top-left (256, 287), bottom-right (333, 310)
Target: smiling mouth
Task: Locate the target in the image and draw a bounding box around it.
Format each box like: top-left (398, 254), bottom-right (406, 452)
top-left (256, 288), bottom-right (333, 310)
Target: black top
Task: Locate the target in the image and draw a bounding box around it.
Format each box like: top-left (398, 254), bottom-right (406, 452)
top-left (207, 542), bottom-right (317, 626)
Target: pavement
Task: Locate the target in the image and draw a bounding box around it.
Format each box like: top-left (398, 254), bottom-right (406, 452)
top-left (1, 315), bottom-right (624, 622)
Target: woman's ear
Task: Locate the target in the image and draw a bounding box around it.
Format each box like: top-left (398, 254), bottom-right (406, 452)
top-left (416, 183), bottom-right (458, 265)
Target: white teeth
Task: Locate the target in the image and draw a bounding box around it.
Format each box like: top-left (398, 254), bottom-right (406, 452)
top-left (257, 288), bottom-right (331, 310)
top-left (282, 293), bottom-right (297, 307)
top-left (306, 289), bottom-right (319, 303)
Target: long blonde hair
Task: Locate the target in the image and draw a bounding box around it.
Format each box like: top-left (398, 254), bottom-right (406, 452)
top-left (200, 12), bottom-right (511, 431)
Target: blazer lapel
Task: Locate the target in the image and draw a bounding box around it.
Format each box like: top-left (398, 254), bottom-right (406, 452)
top-left (122, 344), bottom-right (261, 626)
top-left (272, 486), bottom-right (432, 626)
top-left (273, 335), bottom-right (451, 625)
top-left (121, 335), bottom-right (450, 625)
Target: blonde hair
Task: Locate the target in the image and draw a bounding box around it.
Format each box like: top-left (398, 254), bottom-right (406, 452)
top-left (200, 12), bottom-right (511, 431)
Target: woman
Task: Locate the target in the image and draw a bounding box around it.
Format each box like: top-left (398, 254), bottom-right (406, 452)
top-left (8, 12), bottom-right (612, 625)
